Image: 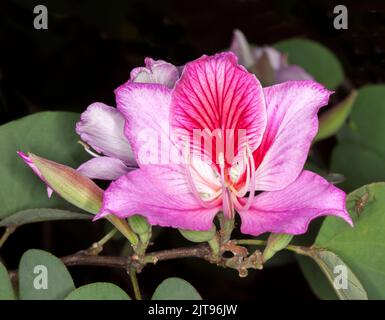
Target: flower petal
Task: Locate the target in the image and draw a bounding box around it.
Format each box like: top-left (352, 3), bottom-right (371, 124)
top-left (115, 82), bottom-right (179, 165)
top-left (77, 157), bottom-right (132, 180)
top-left (230, 29), bottom-right (255, 68)
top-left (76, 103), bottom-right (135, 165)
top-left (253, 46), bottom-right (284, 71)
top-left (253, 80), bottom-right (332, 191)
top-left (275, 65), bottom-right (313, 83)
top-left (239, 170), bottom-right (352, 236)
top-left (97, 165), bottom-right (221, 230)
top-left (130, 58), bottom-right (179, 88)
top-left (171, 52), bottom-right (267, 167)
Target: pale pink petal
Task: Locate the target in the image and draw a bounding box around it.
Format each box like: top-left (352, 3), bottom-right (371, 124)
top-left (115, 82), bottom-right (181, 165)
top-left (239, 170), bottom-right (352, 236)
top-left (230, 29), bottom-right (255, 68)
top-left (96, 165), bottom-right (221, 230)
top-left (253, 46), bottom-right (283, 71)
top-left (76, 103), bottom-right (135, 165)
top-left (130, 58), bottom-right (179, 88)
top-left (77, 157), bottom-right (132, 180)
top-left (252, 80), bottom-right (332, 191)
top-left (171, 52), bottom-right (267, 168)
top-left (275, 65), bottom-right (313, 83)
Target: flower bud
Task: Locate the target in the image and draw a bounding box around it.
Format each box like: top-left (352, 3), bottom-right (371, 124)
top-left (263, 233), bottom-right (293, 261)
top-left (128, 215), bottom-right (151, 235)
top-left (23, 152), bottom-right (103, 214)
top-left (179, 225), bottom-right (216, 243)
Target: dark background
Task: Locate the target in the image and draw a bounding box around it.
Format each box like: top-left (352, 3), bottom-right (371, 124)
top-left (1, 0), bottom-right (385, 299)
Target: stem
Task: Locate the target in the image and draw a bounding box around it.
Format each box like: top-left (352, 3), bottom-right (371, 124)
top-left (235, 239), bottom-right (267, 246)
top-left (129, 268), bottom-right (142, 300)
top-left (0, 226), bottom-right (16, 249)
top-left (218, 214), bottom-right (234, 244)
top-left (98, 228), bottom-right (117, 246)
top-left (208, 234), bottom-right (220, 257)
top-left (107, 216), bottom-right (138, 246)
top-left (235, 239), bottom-right (311, 257)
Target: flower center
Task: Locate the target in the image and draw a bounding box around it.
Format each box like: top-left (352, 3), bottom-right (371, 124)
top-left (184, 145), bottom-right (256, 217)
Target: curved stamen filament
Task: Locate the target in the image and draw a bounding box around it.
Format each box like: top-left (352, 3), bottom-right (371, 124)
top-left (78, 141), bottom-right (101, 158)
top-left (184, 152), bottom-right (221, 208)
top-left (233, 145), bottom-right (257, 212)
top-left (218, 152), bottom-right (235, 218)
top-left (231, 148), bottom-right (250, 198)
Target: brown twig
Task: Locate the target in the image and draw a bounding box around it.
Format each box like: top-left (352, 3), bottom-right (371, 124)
top-left (38, 244), bottom-right (212, 271)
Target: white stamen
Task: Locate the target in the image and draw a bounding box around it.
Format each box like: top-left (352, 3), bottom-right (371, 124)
top-left (78, 141), bottom-right (101, 158)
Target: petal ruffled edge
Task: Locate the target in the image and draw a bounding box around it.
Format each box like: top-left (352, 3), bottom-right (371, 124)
top-left (239, 170), bottom-right (352, 236)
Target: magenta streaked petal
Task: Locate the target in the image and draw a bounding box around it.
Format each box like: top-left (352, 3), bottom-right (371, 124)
top-left (77, 157), bottom-right (132, 180)
top-left (130, 58), bottom-right (179, 88)
top-left (230, 29), bottom-right (255, 68)
top-left (239, 170), bottom-right (352, 236)
top-left (97, 165), bottom-right (221, 230)
top-left (115, 82), bottom-right (177, 165)
top-left (275, 65), bottom-right (314, 83)
top-left (76, 103), bottom-right (135, 165)
top-left (252, 80), bottom-right (332, 191)
top-left (171, 52), bottom-right (267, 167)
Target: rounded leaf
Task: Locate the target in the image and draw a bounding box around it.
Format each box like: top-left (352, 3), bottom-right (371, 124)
top-left (0, 112), bottom-right (88, 219)
top-left (152, 277), bottom-right (202, 300)
top-left (274, 38), bottom-right (344, 89)
top-left (0, 262), bottom-right (16, 300)
top-left (19, 249), bottom-right (75, 300)
top-left (65, 282), bottom-right (131, 300)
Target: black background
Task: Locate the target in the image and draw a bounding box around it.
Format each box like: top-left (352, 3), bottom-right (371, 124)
top-left (1, 0), bottom-right (385, 299)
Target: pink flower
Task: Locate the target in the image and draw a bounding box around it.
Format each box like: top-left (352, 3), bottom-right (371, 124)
top-left (230, 29), bottom-right (313, 86)
top-left (75, 58), bottom-right (180, 181)
top-left (96, 52), bottom-right (352, 236)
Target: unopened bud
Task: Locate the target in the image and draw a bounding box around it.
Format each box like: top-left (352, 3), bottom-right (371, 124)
top-left (179, 225), bottom-right (216, 243)
top-left (128, 215), bottom-right (151, 235)
top-left (22, 152), bottom-right (103, 214)
top-left (263, 233), bottom-right (293, 261)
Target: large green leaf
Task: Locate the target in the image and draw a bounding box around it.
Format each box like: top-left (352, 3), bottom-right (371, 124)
top-left (0, 262), bottom-right (16, 300)
top-left (0, 111), bottom-right (88, 219)
top-left (19, 249), bottom-right (75, 300)
top-left (331, 85), bottom-right (385, 191)
top-left (151, 277), bottom-right (202, 300)
top-left (65, 282), bottom-right (131, 300)
top-left (331, 142), bottom-right (385, 191)
top-left (0, 208), bottom-right (92, 227)
top-left (303, 183), bottom-right (385, 299)
top-left (309, 249), bottom-right (367, 299)
top-left (274, 38), bottom-right (344, 89)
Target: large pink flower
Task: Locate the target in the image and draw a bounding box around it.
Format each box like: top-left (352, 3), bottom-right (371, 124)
top-left (96, 52), bottom-right (352, 236)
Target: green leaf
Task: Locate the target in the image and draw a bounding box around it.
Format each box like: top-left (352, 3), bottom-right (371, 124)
top-left (297, 255), bottom-right (337, 300)
top-left (65, 283), bottom-right (131, 300)
top-left (274, 38), bottom-right (344, 89)
top-left (0, 262), bottom-right (16, 300)
top-left (309, 249), bottom-right (367, 300)
top-left (0, 208), bottom-right (92, 227)
top-left (152, 277), bottom-right (202, 300)
top-left (315, 91), bottom-right (357, 142)
top-left (0, 111), bottom-right (88, 219)
top-left (331, 85), bottom-right (385, 191)
top-left (19, 249), bottom-right (75, 300)
top-left (305, 183), bottom-right (385, 299)
top-left (331, 141), bottom-right (385, 191)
